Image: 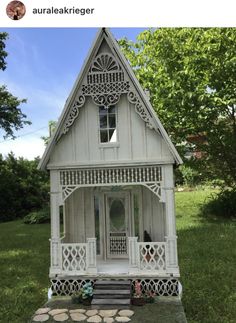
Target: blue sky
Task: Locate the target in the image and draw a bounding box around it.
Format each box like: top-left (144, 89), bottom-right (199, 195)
top-left (0, 28), bottom-right (145, 159)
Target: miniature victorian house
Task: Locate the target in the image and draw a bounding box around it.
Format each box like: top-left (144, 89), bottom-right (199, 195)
top-left (39, 28), bottom-right (182, 304)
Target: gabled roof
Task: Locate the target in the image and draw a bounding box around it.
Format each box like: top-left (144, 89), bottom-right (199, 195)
top-left (38, 28), bottom-right (182, 170)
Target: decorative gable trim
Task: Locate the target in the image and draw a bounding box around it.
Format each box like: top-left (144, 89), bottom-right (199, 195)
top-left (61, 95), bottom-right (85, 136)
top-left (38, 28), bottom-right (182, 171)
top-left (57, 53), bottom-right (157, 141)
top-left (58, 50), bottom-right (156, 139)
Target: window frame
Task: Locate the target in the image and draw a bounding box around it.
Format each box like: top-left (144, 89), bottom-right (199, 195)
top-left (98, 105), bottom-right (119, 147)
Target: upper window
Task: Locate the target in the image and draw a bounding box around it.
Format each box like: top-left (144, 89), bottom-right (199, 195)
top-left (99, 106), bottom-right (117, 143)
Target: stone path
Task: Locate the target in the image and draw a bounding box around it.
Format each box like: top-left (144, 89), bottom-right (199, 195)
top-left (32, 308), bottom-right (134, 322)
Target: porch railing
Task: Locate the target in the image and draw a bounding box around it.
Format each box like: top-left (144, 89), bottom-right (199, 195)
top-left (128, 237), bottom-right (167, 274)
top-left (52, 237), bottom-right (168, 276)
top-left (59, 238), bottom-right (97, 275)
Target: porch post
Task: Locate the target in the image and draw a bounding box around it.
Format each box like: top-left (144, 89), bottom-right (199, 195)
top-left (128, 237), bottom-right (139, 274)
top-left (163, 165), bottom-right (179, 276)
top-left (87, 238), bottom-right (97, 274)
top-left (50, 170), bottom-right (62, 276)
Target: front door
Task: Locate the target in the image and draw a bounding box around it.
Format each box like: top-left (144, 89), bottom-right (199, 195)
top-left (105, 192), bottom-right (130, 259)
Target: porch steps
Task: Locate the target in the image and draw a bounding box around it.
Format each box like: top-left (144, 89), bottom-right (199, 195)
top-left (91, 280), bottom-right (131, 309)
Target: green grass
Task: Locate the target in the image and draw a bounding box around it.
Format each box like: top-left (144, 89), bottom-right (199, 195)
top-left (0, 190), bottom-right (236, 322)
top-left (176, 190), bottom-right (236, 323)
top-left (0, 220), bottom-right (50, 323)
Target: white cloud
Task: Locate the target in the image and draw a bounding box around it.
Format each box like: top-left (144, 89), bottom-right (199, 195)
top-left (0, 135), bottom-right (46, 160)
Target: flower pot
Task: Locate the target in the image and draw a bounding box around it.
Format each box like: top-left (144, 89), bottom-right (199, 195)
top-left (82, 296), bottom-right (92, 306)
top-left (131, 297), bottom-right (145, 306)
top-left (71, 295), bottom-right (81, 304)
top-left (144, 297), bottom-right (155, 304)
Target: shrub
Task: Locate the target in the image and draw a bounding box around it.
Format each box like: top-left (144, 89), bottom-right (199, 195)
top-left (201, 189), bottom-right (236, 219)
top-left (175, 164), bottom-right (203, 187)
top-left (23, 208), bottom-right (50, 224)
top-left (0, 153), bottom-right (49, 222)
top-left (71, 282), bottom-right (93, 304)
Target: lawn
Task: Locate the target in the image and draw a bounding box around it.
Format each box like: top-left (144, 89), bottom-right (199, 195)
top-left (176, 190), bottom-right (236, 323)
top-left (0, 221), bottom-right (50, 322)
top-left (0, 190), bottom-right (236, 323)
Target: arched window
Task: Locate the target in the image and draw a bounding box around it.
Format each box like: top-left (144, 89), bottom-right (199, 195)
top-left (99, 105), bottom-right (117, 143)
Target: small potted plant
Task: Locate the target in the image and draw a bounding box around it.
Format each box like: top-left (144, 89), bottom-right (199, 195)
top-left (71, 282), bottom-right (93, 305)
top-left (131, 281), bottom-right (145, 306)
top-left (144, 291), bottom-right (156, 303)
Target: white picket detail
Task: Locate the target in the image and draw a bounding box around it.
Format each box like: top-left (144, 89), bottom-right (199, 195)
top-left (138, 242), bottom-right (167, 271)
top-left (61, 243), bottom-right (87, 273)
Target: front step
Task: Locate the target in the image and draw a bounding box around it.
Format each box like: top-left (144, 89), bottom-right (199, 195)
top-left (93, 289), bottom-right (130, 298)
top-left (91, 280), bottom-right (131, 309)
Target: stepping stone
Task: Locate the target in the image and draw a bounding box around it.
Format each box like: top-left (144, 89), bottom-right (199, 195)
top-left (87, 315), bottom-right (102, 322)
top-left (104, 318), bottom-right (114, 323)
top-left (118, 310), bottom-right (134, 317)
top-left (99, 310), bottom-right (118, 317)
top-left (86, 309), bottom-right (98, 316)
top-left (48, 309), bottom-right (67, 316)
top-left (33, 314), bottom-right (49, 322)
top-left (70, 313), bottom-right (87, 321)
top-left (115, 317), bottom-right (131, 322)
top-left (53, 313), bottom-right (69, 321)
top-left (70, 309), bottom-right (86, 314)
top-left (35, 308), bottom-right (51, 315)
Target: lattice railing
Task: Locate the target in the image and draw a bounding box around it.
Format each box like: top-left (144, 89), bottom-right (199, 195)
top-left (110, 234), bottom-right (127, 255)
top-left (138, 242), bottom-right (166, 271)
top-left (87, 71), bottom-right (125, 84)
top-left (51, 278), bottom-right (179, 296)
top-left (60, 166), bottom-right (162, 186)
top-left (61, 243), bottom-right (87, 273)
top-left (131, 279), bottom-right (179, 296)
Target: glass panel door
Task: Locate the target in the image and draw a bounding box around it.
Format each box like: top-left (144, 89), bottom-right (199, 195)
top-left (106, 193), bottom-right (129, 258)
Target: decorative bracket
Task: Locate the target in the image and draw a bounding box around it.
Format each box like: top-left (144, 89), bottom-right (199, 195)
top-left (62, 185), bottom-right (77, 201)
top-left (58, 51), bottom-right (157, 140)
top-left (144, 182), bottom-right (166, 202)
top-left (59, 95), bottom-right (85, 138)
top-left (127, 91), bottom-right (155, 130)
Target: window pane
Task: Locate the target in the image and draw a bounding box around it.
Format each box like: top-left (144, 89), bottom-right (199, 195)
top-left (109, 198), bottom-right (125, 232)
top-left (109, 105), bottom-right (116, 114)
top-left (109, 129), bottom-right (117, 142)
top-left (109, 115), bottom-right (116, 128)
top-left (99, 106), bottom-right (107, 115)
top-left (100, 130), bottom-right (108, 142)
top-left (100, 115), bottom-right (107, 128)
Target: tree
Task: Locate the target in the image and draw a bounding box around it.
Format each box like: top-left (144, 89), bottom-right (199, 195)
top-left (0, 32), bottom-right (30, 138)
top-left (119, 28), bottom-right (236, 187)
top-left (0, 153), bottom-right (49, 222)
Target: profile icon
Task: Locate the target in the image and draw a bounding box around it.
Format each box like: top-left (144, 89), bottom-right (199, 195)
top-left (6, 1), bottom-right (26, 20)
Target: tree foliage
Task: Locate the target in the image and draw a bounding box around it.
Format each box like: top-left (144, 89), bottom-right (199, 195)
top-left (119, 28), bottom-right (236, 187)
top-left (41, 120), bottom-right (57, 145)
top-left (0, 33), bottom-right (8, 71)
top-left (0, 153), bottom-right (49, 222)
top-left (0, 32), bottom-right (30, 138)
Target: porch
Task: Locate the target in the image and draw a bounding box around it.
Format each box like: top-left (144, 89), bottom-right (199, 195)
top-left (49, 164), bottom-right (179, 280)
top-left (50, 237), bottom-right (176, 277)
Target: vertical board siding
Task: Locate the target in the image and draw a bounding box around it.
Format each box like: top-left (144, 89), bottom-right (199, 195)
top-left (129, 100), bottom-right (146, 160)
top-left (84, 188), bottom-right (95, 238)
top-left (141, 186), bottom-right (164, 241)
top-left (64, 188), bottom-right (95, 243)
top-left (49, 94), bottom-right (173, 166)
top-left (117, 95), bottom-right (131, 160)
